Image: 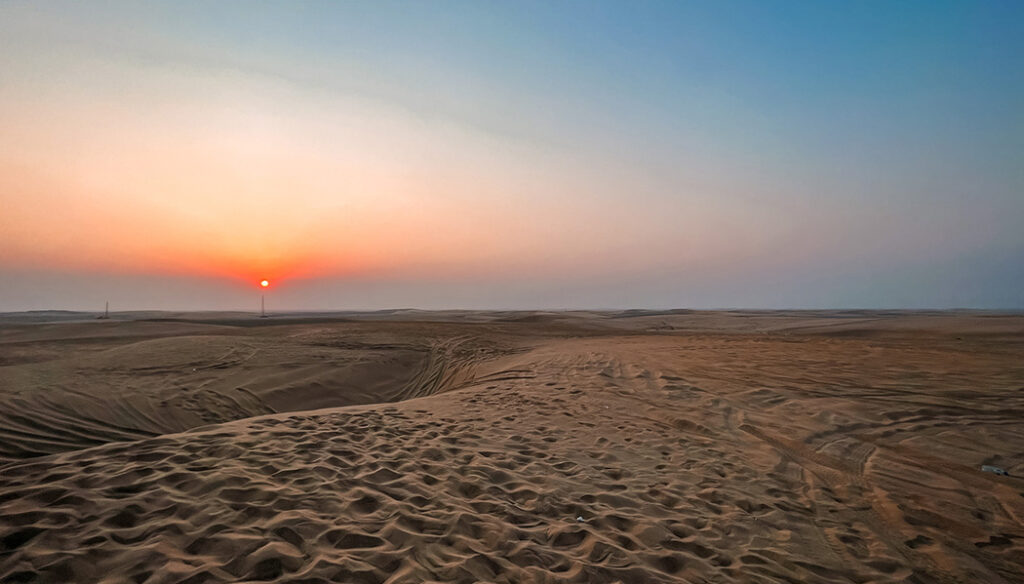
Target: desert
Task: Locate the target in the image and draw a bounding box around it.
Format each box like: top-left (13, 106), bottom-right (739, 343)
top-left (4, 1), bottom-right (1024, 582)
top-left (1, 310), bottom-right (1022, 583)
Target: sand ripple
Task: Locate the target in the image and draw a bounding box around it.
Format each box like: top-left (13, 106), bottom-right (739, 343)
top-left (1, 312), bottom-right (1023, 582)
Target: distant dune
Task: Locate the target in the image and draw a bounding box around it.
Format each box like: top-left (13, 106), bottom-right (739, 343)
top-left (1, 311), bottom-right (1023, 583)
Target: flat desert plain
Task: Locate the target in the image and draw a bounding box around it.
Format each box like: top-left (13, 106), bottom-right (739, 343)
top-left (1, 310), bottom-right (1022, 584)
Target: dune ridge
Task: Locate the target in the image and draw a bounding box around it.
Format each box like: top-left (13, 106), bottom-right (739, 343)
top-left (0, 325), bottom-right (522, 462)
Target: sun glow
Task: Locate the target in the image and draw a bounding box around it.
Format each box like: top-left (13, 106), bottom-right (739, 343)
top-left (260, 280), bottom-right (269, 288)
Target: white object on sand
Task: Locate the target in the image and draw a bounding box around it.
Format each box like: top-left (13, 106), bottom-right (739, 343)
top-left (981, 465), bottom-right (1009, 476)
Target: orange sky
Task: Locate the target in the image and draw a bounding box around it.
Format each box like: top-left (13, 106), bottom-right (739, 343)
top-left (0, 74), bottom-right (800, 287)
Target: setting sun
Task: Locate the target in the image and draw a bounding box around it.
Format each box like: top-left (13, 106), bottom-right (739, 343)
top-left (260, 280), bottom-right (269, 288)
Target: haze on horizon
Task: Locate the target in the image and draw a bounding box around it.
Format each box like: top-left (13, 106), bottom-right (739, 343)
top-left (2, 1), bottom-right (1022, 312)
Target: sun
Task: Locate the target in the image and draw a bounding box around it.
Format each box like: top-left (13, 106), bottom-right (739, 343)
top-left (260, 280), bottom-right (269, 288)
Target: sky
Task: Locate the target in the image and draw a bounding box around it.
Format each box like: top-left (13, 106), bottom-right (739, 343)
top-left (1, 0), bottom-right (1022, 311)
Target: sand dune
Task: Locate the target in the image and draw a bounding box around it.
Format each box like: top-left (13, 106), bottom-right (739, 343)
top-left (1, 311), bottom-right (1023, 583)
top-left (0, 322), bottom-right (520, 462)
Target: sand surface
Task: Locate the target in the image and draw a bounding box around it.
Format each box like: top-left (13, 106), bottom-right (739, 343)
top-left (1, 310), bottom-right (1023, 583)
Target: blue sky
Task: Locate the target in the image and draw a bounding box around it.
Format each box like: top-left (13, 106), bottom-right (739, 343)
top-left (1, 1), bottom-right (1021, 310)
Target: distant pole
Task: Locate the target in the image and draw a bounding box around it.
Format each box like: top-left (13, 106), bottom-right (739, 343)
top-left (258, 279), bottom-right (270, 318)
top-left (105, 301), bottom-right (109, 318)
